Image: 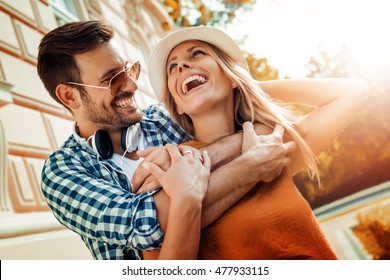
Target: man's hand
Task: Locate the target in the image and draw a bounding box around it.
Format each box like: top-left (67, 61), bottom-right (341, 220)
top-left (133, 122), bottom-right (294, 193)
top-left (132, 146), bottom-right (170, 193)
top-left (132, 145), bottom-right (203, 194)
top-left (241, 122), bottom-right (296, 182)
top-left (142, 144), bottom-right (211, 201)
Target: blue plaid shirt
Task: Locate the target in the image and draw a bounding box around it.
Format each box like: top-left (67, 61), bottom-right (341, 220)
top-left (41, 104), bottom-right (189, 259)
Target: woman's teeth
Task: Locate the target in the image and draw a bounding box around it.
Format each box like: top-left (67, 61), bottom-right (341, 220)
top-left (182, 75), bottom-right (207, 94)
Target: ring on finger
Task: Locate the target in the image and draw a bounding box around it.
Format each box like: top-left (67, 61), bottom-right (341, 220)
top-left (183, 150), bottom-right (193, 156)
top-left (194, 155), bottom-right (204, 163)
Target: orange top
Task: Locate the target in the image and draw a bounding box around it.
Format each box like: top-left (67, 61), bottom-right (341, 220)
top-left (186, 140), bottom-right (337, 260)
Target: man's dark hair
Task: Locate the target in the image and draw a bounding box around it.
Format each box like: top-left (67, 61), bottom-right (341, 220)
top-left (37, 20), bottom-right (114, 105)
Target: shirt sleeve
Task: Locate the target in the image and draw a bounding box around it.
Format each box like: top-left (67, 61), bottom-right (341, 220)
top-left (41, 149), bottom-right (164, 251)
top-left (143, 104), bottom-right (192, 145)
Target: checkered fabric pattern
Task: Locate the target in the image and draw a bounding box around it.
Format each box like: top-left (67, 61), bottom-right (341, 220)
top-left (41, 104), bottom-right (189, 259)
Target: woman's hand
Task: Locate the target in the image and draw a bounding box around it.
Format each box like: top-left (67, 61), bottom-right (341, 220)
top-left (142, 144), bottom-right (211, 201)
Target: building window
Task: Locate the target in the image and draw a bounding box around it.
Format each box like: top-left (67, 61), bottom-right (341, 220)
top-left (48, 0), bottom-right (86, 25)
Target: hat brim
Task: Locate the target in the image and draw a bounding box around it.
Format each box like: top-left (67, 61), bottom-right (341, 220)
top-left (148, 26), bottom-right (247, 100)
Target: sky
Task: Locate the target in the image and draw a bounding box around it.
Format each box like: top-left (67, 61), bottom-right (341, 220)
top-left (224, 0), bottom-right (390, 78)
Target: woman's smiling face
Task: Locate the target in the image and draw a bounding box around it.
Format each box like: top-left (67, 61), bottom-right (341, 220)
top-left (166, 40), bottom-right (234, 116)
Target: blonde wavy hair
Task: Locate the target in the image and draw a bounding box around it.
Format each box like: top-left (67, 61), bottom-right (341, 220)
top-left (162, 41), bottom-right (319, 181)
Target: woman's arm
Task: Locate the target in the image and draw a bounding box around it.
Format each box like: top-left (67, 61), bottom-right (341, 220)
top-left (260, 78), bottom-right (369, 175)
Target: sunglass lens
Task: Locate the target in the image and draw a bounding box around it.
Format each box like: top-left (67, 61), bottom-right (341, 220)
top-left (130, 62), bottom-right (140, 80)
top-left (109, 62), bottom-right (140, 96)
top-left (110, 71), bottom-right (126, 96)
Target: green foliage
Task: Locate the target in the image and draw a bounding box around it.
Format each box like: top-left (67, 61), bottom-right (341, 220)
top-left (294, 47), bottom-right (390, 206)
top-left (245, 52), bottom-right (279, 81)
top-left (305, 46), bottom-right (354, 78)
top-left (163, 0), bottom-right (256, 27)
top-left (163, 1), bottom-right (278, 82)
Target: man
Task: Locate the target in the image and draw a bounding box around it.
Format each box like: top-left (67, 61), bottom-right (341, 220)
top-left (37, 20), bottom-right (294, 259)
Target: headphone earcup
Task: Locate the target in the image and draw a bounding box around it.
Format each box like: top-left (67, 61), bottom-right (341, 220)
top-left (120, 124), bottom-right (140, 153)
top-left (92, 130), bottom-right (113, 159)
top-left (120, 127), bottom-right (128, 152)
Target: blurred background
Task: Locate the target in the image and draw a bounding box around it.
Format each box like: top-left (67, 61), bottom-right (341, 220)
top-left (0, 0), bottom-right (389, 260)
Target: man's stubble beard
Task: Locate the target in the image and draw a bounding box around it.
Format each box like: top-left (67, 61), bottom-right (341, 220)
top-left (82, 94), bottom-right (143, 129)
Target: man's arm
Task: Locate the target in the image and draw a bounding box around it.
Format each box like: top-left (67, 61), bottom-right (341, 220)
top-left (41, 151), bottom-right (165, 253)
top-left (135, 123), bottom-right (294, 230)
top-left (200, 123), bottom-right (293, 226)
top-left (131, 132), bottom-right (242, 193)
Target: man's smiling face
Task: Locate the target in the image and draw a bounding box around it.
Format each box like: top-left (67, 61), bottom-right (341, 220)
top-left (74, 40), bottom-right (143, 130)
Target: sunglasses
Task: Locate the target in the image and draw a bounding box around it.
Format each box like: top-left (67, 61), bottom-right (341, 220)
top-left (67, 61), bottom-right (141, 96)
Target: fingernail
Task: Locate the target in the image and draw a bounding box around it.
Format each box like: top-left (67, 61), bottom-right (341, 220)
top-left (142, 162), bottom-right (150, 169)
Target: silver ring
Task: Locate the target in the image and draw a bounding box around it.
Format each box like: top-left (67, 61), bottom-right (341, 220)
top-left (194, 155), bottom-right (204, 163)
top-left (182, 150), bottom-right (193, 155)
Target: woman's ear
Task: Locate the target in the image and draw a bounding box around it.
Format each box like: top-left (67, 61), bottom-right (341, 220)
top-left (177, 108), bottom-right (184, 115)
top-left (231, 80), bottom-right (238, 89)
top-left (56, 84), bottom-right (81, 112)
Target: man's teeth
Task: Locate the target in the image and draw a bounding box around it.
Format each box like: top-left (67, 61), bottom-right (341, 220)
top-left (115, 98), bottom-right (134, 107)
top-left (182, 75), bottom-right (207, 94)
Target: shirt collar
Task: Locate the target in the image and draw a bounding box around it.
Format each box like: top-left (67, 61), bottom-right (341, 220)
top-left (72, 122), bottom-right (95, 153)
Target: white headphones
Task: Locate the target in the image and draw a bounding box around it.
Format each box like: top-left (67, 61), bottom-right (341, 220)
top-left (121, 123), bottom-right (141, 153)
top-left (88, 123), bottom-right (141, 159)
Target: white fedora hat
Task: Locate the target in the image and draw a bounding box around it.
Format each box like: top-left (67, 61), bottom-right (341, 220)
top-left (148, 26), bottom-right (248, 100)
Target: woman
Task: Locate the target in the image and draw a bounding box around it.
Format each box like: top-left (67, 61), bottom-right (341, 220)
top-left (144, 26), bottom-right (369, 259)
